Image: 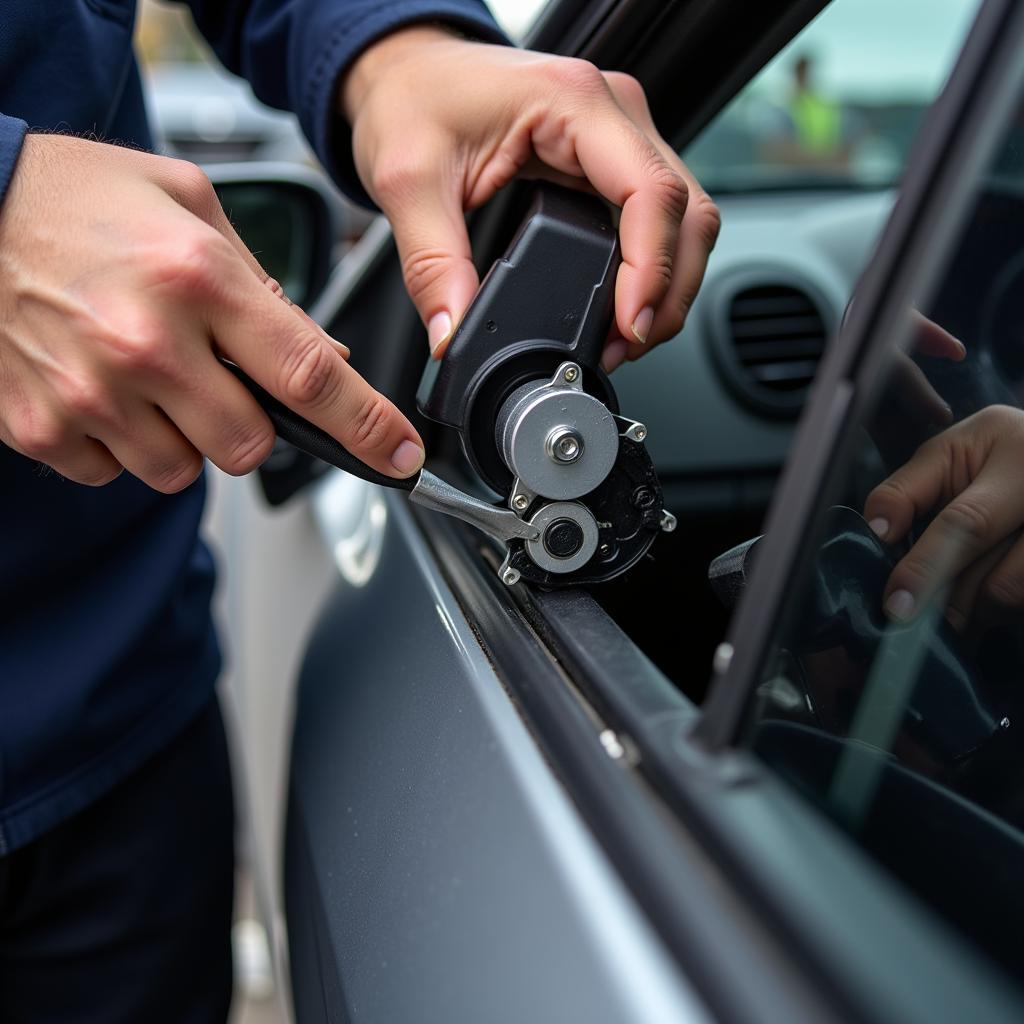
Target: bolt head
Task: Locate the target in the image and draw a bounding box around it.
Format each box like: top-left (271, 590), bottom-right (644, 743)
top-left (563, 366), bottom-right (579, 383)
top-left (634, 427), bottom-right (647, 441)
top-left (512, 493), bottom-right (529, 511)
top-left (502, 568), bottom-right (520, 586)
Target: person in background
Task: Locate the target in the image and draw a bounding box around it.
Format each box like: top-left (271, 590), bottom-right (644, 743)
top-left (0, 2), bottom-right (719, 1020)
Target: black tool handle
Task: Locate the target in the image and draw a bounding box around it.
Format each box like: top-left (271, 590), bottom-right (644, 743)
top-left (223, 361), bottom-right (418, 492)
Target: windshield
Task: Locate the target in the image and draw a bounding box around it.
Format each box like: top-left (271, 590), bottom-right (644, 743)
top-left (683, 0), bottom-right (980, 193)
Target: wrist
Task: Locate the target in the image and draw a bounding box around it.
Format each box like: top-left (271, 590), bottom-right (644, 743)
top-left (340, 24), bottom-right (463, 124)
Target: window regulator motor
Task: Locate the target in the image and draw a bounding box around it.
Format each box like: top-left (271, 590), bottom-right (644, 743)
top-left (230, 185), bottom-right (675, 587)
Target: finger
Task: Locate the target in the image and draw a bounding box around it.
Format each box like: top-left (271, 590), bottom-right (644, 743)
top-left (0, 399), bottom-right (125, 486)
top-left (39, 436), bottom-right (123, 487)
top-left (369, 156), bottom-right (480, 358)
top-left (977, 531), bottom-right (1024, 623)
top-left (99, 402), bottom-right (204, 494)
top-left (911, 311), bottom-right (966, 361)
top-left (945, 541), bottom-right (1009, 631)
top-left (209, 263), bottom-right (425, 478)
top-left (864, 435), bottom-right (957, 544)
top-left (530, 80), bottom-right (688, 344)
top-left (600, 337), bottom-right (630, 374)
top-left (152, 353), bottom-right (277, 477)
top-left (879, 468), bottom-right (1024, 621)
top-left (886, 353), bottom-right (953, 428)
top-left (260, 275), bottom-right (351, 360)
top-left (603, 73), bottom-right (720, 353)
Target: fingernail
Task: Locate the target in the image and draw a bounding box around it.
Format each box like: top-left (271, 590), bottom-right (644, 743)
top-left (953, 338), bottom-right (967, 359)
top-left (631, 307), bottom-right (654, 345)
top-left (885, 589), bottom-right (915, 621)
top-left (868, 517), bottom-right (890, 540)
top-left (601, 339), bottom-right (629, 374)
top-left (319, 326), bottom-right (350, 358)
top-left (428, 311), bottom-right (452, 355)
top-left (390, 439), bottom-right (424, 476)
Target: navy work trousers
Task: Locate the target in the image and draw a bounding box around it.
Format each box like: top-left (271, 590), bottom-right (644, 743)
top-left (0, 697), bottom-right (235, 1022)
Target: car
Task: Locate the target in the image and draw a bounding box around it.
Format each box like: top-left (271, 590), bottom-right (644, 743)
top-left (207, 0), bottom-right (1024, 1019)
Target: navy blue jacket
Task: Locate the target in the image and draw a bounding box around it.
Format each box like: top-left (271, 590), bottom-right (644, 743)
top-left (0, 0), bottom-right (502, 855)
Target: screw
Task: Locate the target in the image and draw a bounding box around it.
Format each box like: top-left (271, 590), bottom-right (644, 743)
top-left (485, 319), bottom-right (498, 333)
top-left (634, 426), bottom-right (647, 441)
top-left (512, 493), bottom-right (529, 511)
top-left (632, 486), bottom-right (655, 509)
top-left (501, 567), bottom-right (520, 586)
top-left (563, 365), bottom-right (579, 383)
top-left (545, 426), bottom-right (585, 465)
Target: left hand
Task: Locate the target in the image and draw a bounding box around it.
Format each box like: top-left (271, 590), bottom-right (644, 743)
top-left (341, 26), bottom-right (720, 371)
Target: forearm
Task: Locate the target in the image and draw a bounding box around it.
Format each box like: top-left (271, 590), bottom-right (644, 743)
top-left (179, 0), bottom-right (507, 203)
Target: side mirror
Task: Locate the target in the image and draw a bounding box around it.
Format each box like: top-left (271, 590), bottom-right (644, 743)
top-left (208, 161), bottom-right (342, 309)
top-left (207, 162), bottom-right (344, 504)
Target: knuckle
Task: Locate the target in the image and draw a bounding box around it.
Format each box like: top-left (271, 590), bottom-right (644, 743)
top-left (56, 373), bottom-right (109, 421)
top-left (984, 570), bottom-right (1024, 610)
top-left (661, 307), bottom-right (686, 339)
top-left (103, 317), bottom-right (173, 376)
top-left (605, 71), bottom-right (647, 110)
top-left (651, 163), bottom-right (689, 222)
top-left (145, 230), bottom-right (230, 295)
top-left (694, 194), bottom-right (722, 249)
top-left (78, 464), bottom-right (123, 488)
top-left (221, 426), bottom-right (276, 476)
top-left (349, 392), bottom-right (394, 453)
top-left (401, 247), bottom-right (451, 303)
top-left (870, 478), bottom-right (910, 515)
top-left (370, 154), bottom-right (426, 204)
top-left (940, 497), bottom-right (994, 545)
top-left (10, 411), bottom-right (70, 460)
top-left (280, 335), bottom-right (338, 408)
top-left (151, 454), bottom-right (203, 494)
top-left (895, 552), bottom-right (939, 592)
top-left (549, 56), bottom-right (605, 95)
top-left (168, 160), bottom-right (218, 215)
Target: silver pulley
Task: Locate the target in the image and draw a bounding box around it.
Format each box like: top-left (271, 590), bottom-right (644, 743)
top-left (495, 362), bottom-right (619, 501)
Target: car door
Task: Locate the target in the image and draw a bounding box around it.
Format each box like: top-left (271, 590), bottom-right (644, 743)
top-left (284, 0), bottom-right (1023, 1021)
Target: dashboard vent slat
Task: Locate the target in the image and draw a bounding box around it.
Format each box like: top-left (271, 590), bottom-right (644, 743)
top-left (726, 284), bottom-right (828, 399)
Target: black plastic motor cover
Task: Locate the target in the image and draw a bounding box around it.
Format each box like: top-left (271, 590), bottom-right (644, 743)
top-left (417, 184), bottom-right (621, 494)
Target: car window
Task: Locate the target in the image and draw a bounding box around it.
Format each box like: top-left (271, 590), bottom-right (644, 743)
top-left (487, 0), bottom-right (555, 40)
top-left (683, 0), bottom-right (979, 192)
top-left (742, 72), bottom-right (1024, 989)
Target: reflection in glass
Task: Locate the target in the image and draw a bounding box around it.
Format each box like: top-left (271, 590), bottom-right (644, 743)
top-left (741, 87), bottom-right (1024, 987)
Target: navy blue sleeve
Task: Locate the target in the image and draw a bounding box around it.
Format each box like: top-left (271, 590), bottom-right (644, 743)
top-left (0, 113), bottom-right (28, 211)
top-left (181, 0), bottom-right (509, 206)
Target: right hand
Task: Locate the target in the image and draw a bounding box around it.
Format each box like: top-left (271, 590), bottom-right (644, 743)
top-left (0, 134), bottom-right (425, 492)
top-left (865, 405), bottom-right (1024, 630)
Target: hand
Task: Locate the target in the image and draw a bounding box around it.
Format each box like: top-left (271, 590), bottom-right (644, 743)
top-left (342, 27), bottom-right (720, 372)
top-left (0, 135), bottom-right (425, 491)
top-left (868, 311), bottom-right (966, 468)
top-left (864, 405), bottom-right (1024, 630)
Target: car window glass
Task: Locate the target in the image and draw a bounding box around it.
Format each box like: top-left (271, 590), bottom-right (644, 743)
top-left (683, 0), bottom-right (979, 193)
top-left (487, 0), bottom-right (555, 40)
top-left (742, 77), bottom-right (1024, 990)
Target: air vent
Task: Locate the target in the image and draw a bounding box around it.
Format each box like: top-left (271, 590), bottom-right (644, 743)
top-left (727, 284), bottom-right (827, 395)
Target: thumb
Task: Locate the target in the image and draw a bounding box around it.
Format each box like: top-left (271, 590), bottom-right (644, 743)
top-left (378, 180), bottom-right (480, 359)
